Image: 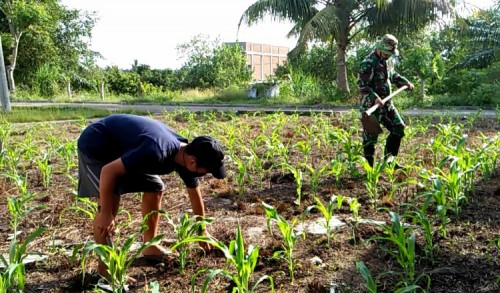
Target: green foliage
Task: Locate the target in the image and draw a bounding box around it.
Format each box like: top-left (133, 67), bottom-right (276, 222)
top-left (262, 202), bottom-right (302, 282)
top-left (166, 213), bottom-right (214, 274)
top-left (104, 66), bottom-right (141, 96)
top-left (190, 224), bottom-right (274, 293)
top-left (77, 212), bottom-right (165, 293)
top-left (356, 261), bottom-right (377, 293)
top-left (212, 43), bottom-right (252, 89)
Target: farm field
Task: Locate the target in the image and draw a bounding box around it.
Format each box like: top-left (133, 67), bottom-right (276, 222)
top-left (0, 110), bottom-right (499, 293)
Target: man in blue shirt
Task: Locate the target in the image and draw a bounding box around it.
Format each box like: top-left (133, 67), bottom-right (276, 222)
top-left (77, 114), bottom-right (226, 280)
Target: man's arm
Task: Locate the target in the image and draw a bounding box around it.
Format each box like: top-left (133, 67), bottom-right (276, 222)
top-left (186, 186), bottom-right (206, 222)
top-left (95, 158), bottom-right (127, 238)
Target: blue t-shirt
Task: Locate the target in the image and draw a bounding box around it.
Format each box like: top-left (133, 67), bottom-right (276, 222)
top-left (78, 114), bottom-right (199, 188)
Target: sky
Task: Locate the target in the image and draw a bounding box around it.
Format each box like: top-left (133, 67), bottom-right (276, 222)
top-left (60, 0), bottom-right (495, 70)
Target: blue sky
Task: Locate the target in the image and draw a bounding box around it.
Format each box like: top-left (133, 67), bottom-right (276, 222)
top-left (61, 0), bottom-right (495, 70)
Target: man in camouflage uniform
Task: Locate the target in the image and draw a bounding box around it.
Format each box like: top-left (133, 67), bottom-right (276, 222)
top-left (358, 34), bottom-right (414, 167)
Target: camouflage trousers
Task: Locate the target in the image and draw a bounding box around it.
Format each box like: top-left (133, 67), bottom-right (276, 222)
top-left (360, 102), bottom-right (405, 165)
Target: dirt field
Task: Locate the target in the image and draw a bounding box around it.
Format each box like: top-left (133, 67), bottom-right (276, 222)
top-left (0, 111), bottom-right (499, 292)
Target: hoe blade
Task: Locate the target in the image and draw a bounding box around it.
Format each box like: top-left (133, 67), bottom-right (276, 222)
top-left (361, 113), bottom-right (382, 135)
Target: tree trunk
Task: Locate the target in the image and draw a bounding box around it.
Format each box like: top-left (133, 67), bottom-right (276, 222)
top-left (336, 45), bottom-right (350, 93)
top-left (419, 78), bottom-right (425, 99)
top-left (99, 80), bottom-right (105, 101)
top-left (66, 80), bottom-right (72, 99)
top-left (6, 65), bottom-right (15, 93)
top-left (336, 7), bottom-right (350, 94)
top-left (6, 33), bottom-right (21, 94)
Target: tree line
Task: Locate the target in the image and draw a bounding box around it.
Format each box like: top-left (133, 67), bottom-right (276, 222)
top-left (0, 0), bottom-right (499, 106)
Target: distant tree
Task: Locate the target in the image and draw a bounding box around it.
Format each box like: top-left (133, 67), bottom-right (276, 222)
top-left (212, 43), bottom-right (252, 89)
top-left (0, 0), bottom-right (53, 93)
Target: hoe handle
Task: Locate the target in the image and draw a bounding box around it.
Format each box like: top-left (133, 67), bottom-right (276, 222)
top-left (365, 85), bottom-right (408, 116)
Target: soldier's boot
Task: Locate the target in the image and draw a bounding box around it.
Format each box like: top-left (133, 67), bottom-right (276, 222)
top-left (384, 134), bottom-right (404, 169)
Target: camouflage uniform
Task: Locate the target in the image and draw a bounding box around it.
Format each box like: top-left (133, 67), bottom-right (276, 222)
top-left (358, 34), bottom-right (411, 166)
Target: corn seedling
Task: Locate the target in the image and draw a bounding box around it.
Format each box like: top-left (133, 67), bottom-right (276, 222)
top-left (166, 213), bottom-right (214, 274)
top-left (56, 140), bottom-right (77, 173)
top-left (0, 226), bottom-right (45, 291)
top-left (330, 127), bottom-right (362, 175)
top-left (36, 152), bottom-right (53, 188)
top-left (371, 212), bottom-right (429, 290)
top-left (78, 212), bottom-right (166, 293)
top-left (302, 163), bottom-right (328, 195)
top-left (281, 163), bottom-right (303, 206)
top-left (262, 202), bottom-right (302, 282)
top-left (356, 261), bottom-right (377, 293)
top-left (190, 224), bottom-right (274, 293)
top-left (406, 209), bottom-right (437, 264)
top-left (294, 140), bottom-right (312, 163)
top-left (419, 170), bottom-right (451, 238)
top-left (348, 197), bottom-right (362, 244)
top-left (361, 157), bottom-right (387, 205)
top-left (229, 152), bottom-right (251, 196)
top-left (245, 146), bottom-right (267, 189)
top-left (303, 195), bottom-right (339, 247)
top-left (329, 159), bottom-right (344, 185)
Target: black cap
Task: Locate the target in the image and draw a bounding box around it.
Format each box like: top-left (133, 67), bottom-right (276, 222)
top-left (187, 136), bottom-right (226, 179)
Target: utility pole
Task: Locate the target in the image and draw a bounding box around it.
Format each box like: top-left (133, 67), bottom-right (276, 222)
top-left (0, 36), bottom-right (11, 113)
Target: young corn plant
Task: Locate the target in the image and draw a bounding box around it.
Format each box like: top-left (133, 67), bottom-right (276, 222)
top-left (302, 163), bottom-right (329, 195)
top-left (371, 212), bottom-right (429, 291)
top-left (59, 174), bottom-right (98, 223)
top-left (348, 197), bottom-right (362, 244)
top-left (262, 202), bottom-right (302, 282)
top-left (281, 163), bottom-right (303, 206)
top-left (406, 209), bottom-right (437, 264)
top-left (329, 159), bottom-right (344, 185)
top-left (0, 227), bottom-right (46, 291)
top-left (78, 213), bottom-right (166, 293)
top-left (56, 140), bottom-right (77, 174)
top-left (230, 153), bottom-right (251, 196)
top-left (356, 261), bottom-right (377, 293)
top-left (245, 147), bottom-right (267, 189)
top-left (166, 212), bottom-right (214, 274)
top-left (419, 170), bottom-right (451, 238)
top-left (303, 195), bottom-right (340, 247)
top-left (35, 151), bottom-right (53, 188)
top-left (190, 224), bottom-right (274, 293)
top-left (361, 158), bottom-right (387, 205)
top-left (330, 127), bottom-right (362, 175)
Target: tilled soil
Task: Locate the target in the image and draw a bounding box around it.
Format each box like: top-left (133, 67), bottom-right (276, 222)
top-left (0, 113), bottom-right (498, 293)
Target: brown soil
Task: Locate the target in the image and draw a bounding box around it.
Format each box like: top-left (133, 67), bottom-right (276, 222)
top-left (0, 113), bottom-right (499, 293)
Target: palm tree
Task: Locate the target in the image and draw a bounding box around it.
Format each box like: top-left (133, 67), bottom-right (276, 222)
top-left (239, 0), bottom-right (452, 93)
top-left (453, 2), bottom-right (499, 69)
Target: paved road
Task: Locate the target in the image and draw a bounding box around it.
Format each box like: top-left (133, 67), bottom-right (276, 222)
top-left (11, 101), bottom-right (498, 118)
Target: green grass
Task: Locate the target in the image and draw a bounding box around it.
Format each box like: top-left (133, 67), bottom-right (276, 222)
top-left (0, 107), bottom-right (150, 123)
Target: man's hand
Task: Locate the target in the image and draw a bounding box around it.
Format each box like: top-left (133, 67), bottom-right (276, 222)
top-left (405, 82), bottom-right (414, 91)
top-left (199, 230), bottom-right (213, 252)
top-left (374, 96), bottom-right (385, 108)
top-left (95, 212), bottom-right (115, 238)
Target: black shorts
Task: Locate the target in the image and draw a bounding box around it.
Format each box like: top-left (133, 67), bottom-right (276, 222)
top-left (77, 150), bottom-right (165, 197)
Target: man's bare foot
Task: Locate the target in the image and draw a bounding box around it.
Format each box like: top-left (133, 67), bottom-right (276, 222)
top-left (142, 244), bottom-right (178, 257)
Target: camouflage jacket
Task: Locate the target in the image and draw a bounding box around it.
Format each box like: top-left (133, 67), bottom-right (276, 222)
top-left (358, 51), bottom-right (409, 110)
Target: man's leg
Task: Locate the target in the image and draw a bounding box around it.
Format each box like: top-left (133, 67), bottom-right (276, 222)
top-left (382, 105), bottom-right (406, 164)
top-left (362, 132), bottom-right (378, 167)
